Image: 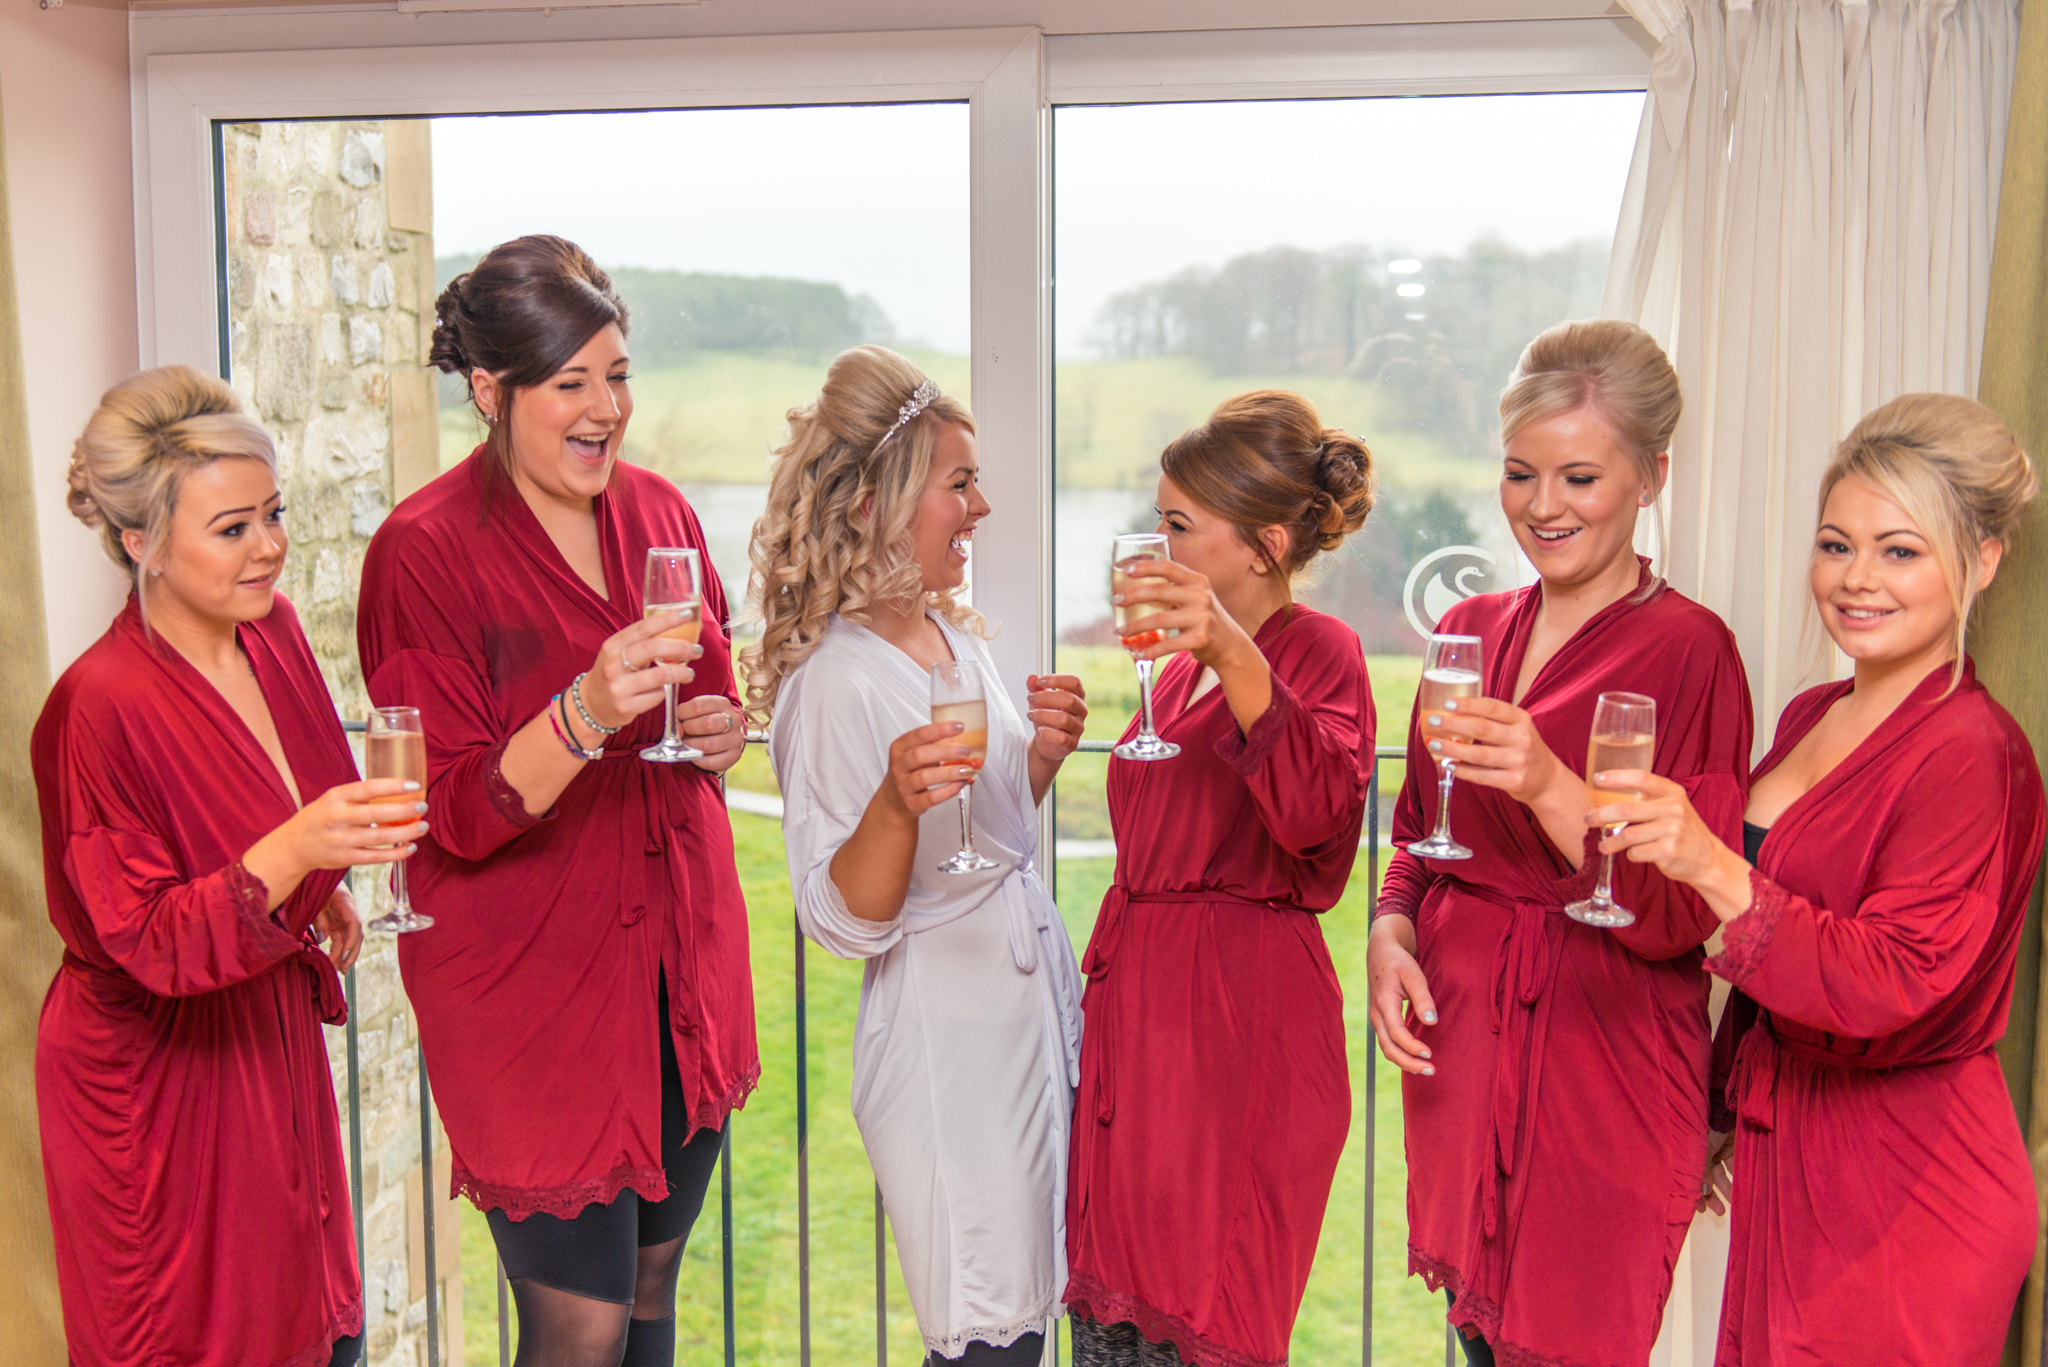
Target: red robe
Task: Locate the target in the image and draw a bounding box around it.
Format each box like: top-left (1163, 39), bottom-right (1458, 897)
top-left (1708, 660), bottom-right (2042, 1366)
top-left (1381, 566), bottom-right (1753, 1367)
top-left (356, 450), bottom-right (758, 1219)
top-left (33, 595), bottom-right (361, 1367)
top-left (1066, 605), bottom-right (1373, 1367)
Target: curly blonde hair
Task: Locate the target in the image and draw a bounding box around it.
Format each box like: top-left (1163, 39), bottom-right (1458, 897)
top-left (743, 346), bottom-right (981, 725)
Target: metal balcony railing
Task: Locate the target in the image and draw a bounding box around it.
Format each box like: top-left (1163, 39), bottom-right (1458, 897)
top-left (336, 727), bottom-right (1441, 1366)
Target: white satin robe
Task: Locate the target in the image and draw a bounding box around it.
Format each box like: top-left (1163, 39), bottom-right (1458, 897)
top-left (770, 613), bottom-right (1084, 1357)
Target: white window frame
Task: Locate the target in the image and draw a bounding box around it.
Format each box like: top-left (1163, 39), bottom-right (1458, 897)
top-left (131, 14), bottom-right (1650, 718)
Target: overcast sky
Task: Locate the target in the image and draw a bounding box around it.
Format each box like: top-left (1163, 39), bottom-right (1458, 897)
top-left (431, 91), bottom-right (1645, 357)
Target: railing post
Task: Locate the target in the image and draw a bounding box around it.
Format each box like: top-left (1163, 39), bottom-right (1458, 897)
top-left (420, 1042), bottom-right (439, 1367)
top-left (497, 1258), bottom-right (510, 1367)
top-left (1364, 761), bottom-right (1378, 1367)
top-left (796, 918), bottom-right (812, 1367)
top-left (722, 1126), bottom-right (737, 1367)
top-left (346, 960), bottom-right (364, 1302)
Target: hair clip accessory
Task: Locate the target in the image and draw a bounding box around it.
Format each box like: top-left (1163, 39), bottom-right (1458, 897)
top-left (872, 379), bottom-right (940, 456)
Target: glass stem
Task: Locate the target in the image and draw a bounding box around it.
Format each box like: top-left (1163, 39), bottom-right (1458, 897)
top-left (1592, 831), bottom-right (1620, 906)
top-left (391, 852), bottom-right (411, 915)
top-left (1429, 759), bottom-right (1458, 843)
top-left (662, 681), bottom-right (679, 747)
top-left (957, 786), bottom-right (976, 854)
top-left (1135, 656), bottom-right (1160, 738)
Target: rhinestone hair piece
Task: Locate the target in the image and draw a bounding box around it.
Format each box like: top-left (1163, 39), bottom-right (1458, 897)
top-left (871, 379), bottom-right (941, 456)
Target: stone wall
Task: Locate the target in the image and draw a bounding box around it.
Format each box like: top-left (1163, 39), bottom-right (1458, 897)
top-left (222, 118), bottom-right (458, 1367)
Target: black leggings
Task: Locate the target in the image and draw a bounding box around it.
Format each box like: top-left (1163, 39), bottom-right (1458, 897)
top-left (1446, 1291), bottom-right (1496, 1367)
top-left (484, 983), bottom-right (724, 1367)
top-left (927, 1331), bottom-right (1045, 1366)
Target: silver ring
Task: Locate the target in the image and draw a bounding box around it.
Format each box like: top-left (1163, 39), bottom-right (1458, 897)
top-left (723, 712), bottom-right (734, 733)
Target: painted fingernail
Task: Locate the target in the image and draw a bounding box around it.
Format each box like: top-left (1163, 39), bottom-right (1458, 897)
top-left (1423, 1011), bottom-right (1438, 1023)
top-left (1426, 715), bottom-right (1441, 727)
top-left (403, 780), bottom-right (422, 792)
top-left (1422, 1066), bottom-right (1436, 1076)
top-left (415, 802), bottom-right (429, 813)
top-left (1445, 699), bottom-right (1458, 710)
top-left (1428, 740), bottom-right (1442, 752)
top-left (1593, 771), bottom-right (1606, 784)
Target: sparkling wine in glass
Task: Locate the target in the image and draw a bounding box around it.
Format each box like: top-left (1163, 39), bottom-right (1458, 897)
top-left (1566, 691), bottom-right (1657, 928)
top-left (364, 705), bottom-right (433, 934)
top-left (640, 547), bottom-right (705, 764)
top-left (1404, 633), bottom-right (1484, 861)
top-left (1110, 533), bottom-right (1181, 762)
top-left (931, 661), bottom-right (998, 874)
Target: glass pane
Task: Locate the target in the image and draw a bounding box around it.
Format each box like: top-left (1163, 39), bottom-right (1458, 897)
top-left (219, 104), bottom-right (968, 1367)
top-left (1051, 92), bottom-right (1643, 1360)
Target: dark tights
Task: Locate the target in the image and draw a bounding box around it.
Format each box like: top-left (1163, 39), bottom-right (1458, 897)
top-left (487, 983), bottom-right (723, 1367)
top-left (1446, 1291), bottom-right (1497, 1367)
top-left (928, 1330), bottom-right (1045, 1365)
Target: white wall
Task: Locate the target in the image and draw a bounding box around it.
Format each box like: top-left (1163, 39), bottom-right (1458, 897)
top-left (1, 0), bottom-right (135, 678)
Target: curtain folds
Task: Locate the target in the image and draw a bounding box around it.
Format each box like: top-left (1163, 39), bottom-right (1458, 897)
top-left (0, 72), bottom-right (63, 1365)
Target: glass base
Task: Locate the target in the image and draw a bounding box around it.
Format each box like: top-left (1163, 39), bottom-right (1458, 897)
top-left (937, 848), bottom-right (999, 874)
top-left (1405, 834), bottom-right (1473, 860)
top-left (1112, 734), bottom-right (1181, 761)
top-left (641, 739), bottom-right (705, 763)
top-left (367, 909), bottom-right (435, 934)
top-left (1563, 897), bottom-right (1636, 928)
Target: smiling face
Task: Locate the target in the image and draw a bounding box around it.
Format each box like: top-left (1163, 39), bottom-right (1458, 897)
top-left (479, 323), bottom-right (632, 507)
top-left (1811, 474), bottom-right (1995, 672)
top-left (1153, 473), bottom-right (1277, 600)
top-left (1500, 405), bottom-right (1665, 591)
top-left (123, 457), bottom-right (286, 631)
top-left (910, 421), bottom-right (990, 593)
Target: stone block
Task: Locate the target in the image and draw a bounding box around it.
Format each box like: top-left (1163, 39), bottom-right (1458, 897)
top-left (368, 262), bottom-right (395, 309)
top-left (281, 186), bottom-right (311, 245)
top-left (229, 318), bottom-right (251, 363)
top-left (331, 256), bottom-right (360, 306)
top-left (361, 371), bottom-right (390, 408)
top-left (229, 251), bottom-right (256, 310)
top-left (245, 192), bottom-right (276, 246)
top-left (321, 369), bottom-right (352, 411)
top-left (256, 324), bottom-right (313, 422)
top-left (261, 253), bottom-right (294, 310)
top-left (367, 1318), bottom-right (398, 1360)
top-left (341, 130), bottom-right (386, 189)
top-left (320, 314), bottom-right (344, 367)
top-left (264, 122), bottom-right (300, 177)
top-left (386, 119), bottom-right (432, 233)
top-left (353, 199), bottom-right (385, 250)
top-left (305, 124), bottom-right (334, 178)
top-left (313, 549), bottom-right (345, 605)
top-left (297, 252), bottom-right (326, 308)
top-left (351, 483), bottom-right (391, 540)
top-left (350, 317), bottom-right (383, 367)
top-left (237, 135), bottom-right (259, 178)
top-left (391, 373), bottom-right (438, 501)
top-left (312, 189), bottom-right (348, 248)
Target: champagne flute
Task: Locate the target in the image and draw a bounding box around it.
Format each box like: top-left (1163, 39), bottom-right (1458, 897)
top-left (639, 547), bottom-right (705, 764)
top-left (1110, 533), bottom-right (1181, 762)
top-left (1404, 633), bottom-right (1483, 861)
top-left (364, 706), bottom-right (433, 934)
top-left (931, 661), bottom-right (998, 874)
top-left (1565, 691), bottom-right (1657, 928)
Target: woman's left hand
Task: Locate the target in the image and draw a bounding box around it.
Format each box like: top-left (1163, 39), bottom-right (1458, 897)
top-left (313, 884), bottom-right (363, 972)
top-left (1588, 771), bottom-right (1754, 921)
top-left (1026, 674), bottom-right (1088, 768)
top-left (680, 695), bottom-right (749, 774)
top-left (1426, 696), bottom-right (1571, 806)
top-left (1113, 557), bottom-right (1259, 672)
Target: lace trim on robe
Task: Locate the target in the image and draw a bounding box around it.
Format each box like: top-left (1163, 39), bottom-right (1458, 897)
top-left (276, 1300), bottom-right (368, 1367)
top-left (1211, 673), bottom-right (1296, 773)
top-left (686, 1063), bottom-right (761, 1142)
top-left (223, 859), bottom-right (305, 958)
top-left (482, 738), bottom-right (550, 830)
top-left (1410, 1245), bottom-right (1612, 1367)
top-left (1703, 869), bottom-right (1787, 983)
top-left (922, 1305), bottom-right (1061, 1359)
top-left (1066, 1270), bottom-right (1284, 1367)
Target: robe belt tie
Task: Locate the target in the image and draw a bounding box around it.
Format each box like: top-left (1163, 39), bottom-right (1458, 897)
top-left (1006, 858), bottom-right (1083, 1088)
top-left (1084, 885), bottom-right (1315, 1126)
top-left (1472, 890), bottom-right (1567, 1241)
top-left (1728, 1019), bottom-right (1910, 1133)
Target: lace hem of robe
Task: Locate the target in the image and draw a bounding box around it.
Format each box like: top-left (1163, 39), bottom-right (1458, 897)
top-left (1409, 1245), bottom-right (1609, 1367)
top-left (456, 1157), bottom-right (672, 1222)
top-left (1703, 869), bottom-right (1786, 983)
top-left (483, 738), bottom-right (548, 830)
top-left (1065, 1270), bottom-right (1283, 1367)
top-left (922, 1305), bottom-right (1061, 1358)
top-left (685, 1062), bottom-right (761, 1141)
top-left (277, 1300), bottom-right (367, 1367)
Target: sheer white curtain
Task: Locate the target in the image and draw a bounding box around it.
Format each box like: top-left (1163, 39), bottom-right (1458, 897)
top-left (1602, 3), bottom-right (2019, 1363)
top-left (1606, 0), bottom-right (2018, 733)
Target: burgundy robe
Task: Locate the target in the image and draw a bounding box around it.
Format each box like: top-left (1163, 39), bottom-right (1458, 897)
top-left (1066, 605), bottom-right (1373, 1367)
top-left (356, 450), bottom-right (758, 1219)
top-left (33, 595), bottom-right (361, 1367)
top-left (1380, 566), bottom-right (1753, 1367)
top-left (1709, 660), bottom-right (2042, 1366)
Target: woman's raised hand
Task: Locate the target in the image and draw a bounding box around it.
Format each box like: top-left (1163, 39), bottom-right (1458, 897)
top-left (314, 883), bottom-right (364, 972)
top-left (1424, 696), bottom-right (1569, 806)
top-left (1113, 557), bottom-right (1258, 671)
top-left (878, 722), bottom-right (978, 820)
top-left (243, 777), bottom-right (429, 909)
top-left (1588, 771), bottom-right (1755, 921)
top-left (1366, 914), bottom-right (1439, 1076)
top-left (578, 610), bottom-right (703, 731)
top-left (1025, 674), bottom-right (1087, 767)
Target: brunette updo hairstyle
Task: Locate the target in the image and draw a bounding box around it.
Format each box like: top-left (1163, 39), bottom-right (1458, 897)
top-left (65, 365), bottom-right (278, 612)
top-left (429, 235), bottom-right (629, 491)
top-left (1821, 393), bottom-right (2037, 692)
top-left (1159, 389), bottom-right (1376, 579)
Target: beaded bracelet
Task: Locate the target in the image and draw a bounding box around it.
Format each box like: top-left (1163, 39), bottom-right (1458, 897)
top-left (549, 694), bottom-right (603, 761)
top-left (569, 672), bottom-right (622, 735)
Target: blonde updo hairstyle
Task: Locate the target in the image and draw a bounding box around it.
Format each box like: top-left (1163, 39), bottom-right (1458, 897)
top-left (1819, 393), bottom-right (2037, 692)
top-left (1498, 319), bottom-right (1682, 593)
top-left (743, 345), bottom-right (980, 725)
top-left (1159, 389), bottom-right (1376, 579)
top-left (66, 364), bottom-right (279, 614)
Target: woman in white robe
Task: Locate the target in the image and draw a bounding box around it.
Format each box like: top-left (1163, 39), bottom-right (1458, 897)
top-left (745, 346), bottom-right (1087, 1366)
